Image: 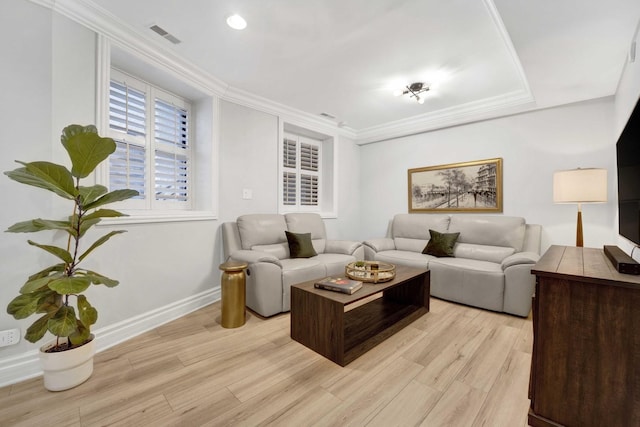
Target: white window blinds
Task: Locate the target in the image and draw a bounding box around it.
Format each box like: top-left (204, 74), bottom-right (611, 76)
top-left (108, 69), bottom-right (192, 210)
top-left (281, 133), bottom-right (321, 210)
top-left (109, 80), bottom-right (146, 137)
top-left (109, 141), bottom-right (146, 198)
top-left (154, 99), bottom-right (189, 202)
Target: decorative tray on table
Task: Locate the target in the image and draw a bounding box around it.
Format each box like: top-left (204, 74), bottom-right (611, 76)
top-left (345, 261), bottom-right (396, 283)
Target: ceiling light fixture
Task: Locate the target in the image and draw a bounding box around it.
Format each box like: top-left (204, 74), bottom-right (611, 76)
top-left (394, 82), bottom-right (429, 104)
top-left (226, 14), bottom-right (247, 30)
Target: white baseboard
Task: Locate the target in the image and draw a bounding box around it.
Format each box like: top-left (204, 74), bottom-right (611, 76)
top-left (0, 288), bottom-right (220, 388)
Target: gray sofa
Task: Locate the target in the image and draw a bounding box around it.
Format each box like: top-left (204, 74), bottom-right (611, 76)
top-left (363, 214), bottom-right (541, 317)
top-left (222, 213), bottom-right (364, 317)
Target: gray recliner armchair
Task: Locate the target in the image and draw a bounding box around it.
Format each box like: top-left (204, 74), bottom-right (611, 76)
top-left (222, 213), bottom-right (364, 317)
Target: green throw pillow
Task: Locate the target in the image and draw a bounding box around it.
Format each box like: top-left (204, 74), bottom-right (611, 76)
top-left (423, 229), bottom-right (460, 257)
top-left (285, 231), bottom-right (318, 258)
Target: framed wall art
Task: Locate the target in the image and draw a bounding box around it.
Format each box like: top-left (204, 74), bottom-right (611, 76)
top-left (408, 158), bottom-right (503, 213)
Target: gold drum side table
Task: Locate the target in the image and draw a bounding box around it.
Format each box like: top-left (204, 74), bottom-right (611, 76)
top-left (219, 261), bottom-right (248, 328)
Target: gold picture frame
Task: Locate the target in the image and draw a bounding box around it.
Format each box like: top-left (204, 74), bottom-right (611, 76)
top-left (408, 158), bottom-right (503, 213)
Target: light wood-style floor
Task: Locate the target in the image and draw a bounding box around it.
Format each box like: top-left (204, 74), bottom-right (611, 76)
top-left (0, 298), bottom-right (533, 426)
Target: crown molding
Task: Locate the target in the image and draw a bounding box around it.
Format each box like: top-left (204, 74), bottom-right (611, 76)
top-left (29, 0), bottom-right (352, 138)
top-left (30, 0), bottom-right (532, 145)
top-left (224, 86), bottom-right (357, 138)
top-left (33, 0), bottom-right (229, 96)
top-left (356, 89), bottom-right (535, 145)
top-left (483, 0), bottom-right (532, 96)
top-left (354, 0), bottom-right (535, 144)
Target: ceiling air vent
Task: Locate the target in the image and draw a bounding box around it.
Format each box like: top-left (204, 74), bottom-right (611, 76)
top-left (149, 24), bottom-right (181, 45)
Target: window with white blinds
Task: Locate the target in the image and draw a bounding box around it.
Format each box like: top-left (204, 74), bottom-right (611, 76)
top-left (107, 69), bottom-right (192, 210)
top-left (281, 133), bottom-right (321, 211)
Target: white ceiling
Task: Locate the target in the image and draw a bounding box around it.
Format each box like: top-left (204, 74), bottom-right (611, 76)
top-left (90, 0), bottom-right (640, 137)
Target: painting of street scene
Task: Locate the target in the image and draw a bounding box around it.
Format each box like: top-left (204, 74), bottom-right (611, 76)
top-left (408, 158), bottom-right (503, 212)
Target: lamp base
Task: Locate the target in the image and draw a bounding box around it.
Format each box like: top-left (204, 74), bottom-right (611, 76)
top-left (576, 210), bottom-right (583, 247)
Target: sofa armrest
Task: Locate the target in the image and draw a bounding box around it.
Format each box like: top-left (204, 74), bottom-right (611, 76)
top-left (325, 240), bottom-right (362, 255)
top-left (363, 238), bottom-right (396, 253)
top-left (229, 250), bottom-right (282, 267)
top-left (501, 251), bottom-right (540, 270)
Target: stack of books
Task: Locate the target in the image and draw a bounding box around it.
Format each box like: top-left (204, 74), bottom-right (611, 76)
top-left (314, 277), bottom-right (363, 294)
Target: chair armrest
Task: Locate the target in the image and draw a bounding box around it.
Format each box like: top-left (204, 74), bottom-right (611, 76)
top-left (325, 240), bottom-right (362, 255)
top-left (363, 238), bottom-right (396, 253)
top-left (229, 250), bottom-right (282, 267)
top-left (501, 251), bottom-right (540, 270)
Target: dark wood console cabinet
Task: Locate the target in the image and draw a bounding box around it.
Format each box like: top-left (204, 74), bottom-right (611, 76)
top-left (529, 245), bottom-right (640, 427)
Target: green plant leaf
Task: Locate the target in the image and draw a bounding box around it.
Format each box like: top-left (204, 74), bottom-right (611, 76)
top-left (68, 321), bottom-right (90, 346)
top-left (78, 217), bottom-right (102, 238)
top-left (84, 189), bottom-right (139, 210)
top-left (26, 313), bottom-right (54, 343)
top-left (84, 271), bottom-right (119, 287)
top-left (78, 230), bottom-right (126, 262)
top-left (48, 305), bottom-right (78, 337)
top-left (33, 218), bottom-right (74, 232)
top-left (6, 220), bottom-right (49, 233)
top-left (77, 295), bottom-right (97, 327)
top-left (5, 161), bottom-right (77, 199)
top-left (78, 184), bottom-right (108, 206)
top-left (7, 294), bottom-right (40, 319)
top-left (48, 276), bottom-right (92, 294)
top-left (27, 240), bottom-right (73, 264)
top-left (36, 291), bottom-right (62, 314)
top-left (83, 209), bottom-right (128, 222)
top-left (61, 124), bottom-right (116, 178)
top-left (28, 264), bottom-right (65, 281)
top-left (20, 272), bottom-right (64, 294)
top-left (6, 219), bottom-right (75, 236)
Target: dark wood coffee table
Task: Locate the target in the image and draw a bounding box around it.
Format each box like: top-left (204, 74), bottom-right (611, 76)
top-left (290, 265), bottom-right (430, 366)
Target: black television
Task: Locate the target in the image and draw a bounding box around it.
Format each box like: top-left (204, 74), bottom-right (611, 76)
top-left (617, 95), bottom-right (640, 246)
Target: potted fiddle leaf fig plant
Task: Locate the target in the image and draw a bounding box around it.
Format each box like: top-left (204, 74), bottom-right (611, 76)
top-left (5, 124), bottom-right (138, 391)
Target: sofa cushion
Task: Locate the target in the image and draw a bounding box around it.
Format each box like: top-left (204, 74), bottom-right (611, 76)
top-left (392, 213), bottom-right (450, 239)
top-left (285, 231), bottom-right (318, 258)
top-left (237, 214), bottom-right (287, 249)
top-left (281, 259), bottom-right (326, 312)
top-left (453, 243), bottom-right (515, 264)
top-left (374, 250), bottom-right (432, 269)
top-left (251, 243), bottom-right (289, 260)
top-left (429, 257), bottom-right (505, 312)
top-left (315, 253), bottom-right (357, 276)
top-left (311, 239), bottom-right (327, 255)
top-left (394, 237), bottom-right (429, 253)
top-left (449, 215), bottom-right (526, 252)
top-left (285, 213), bottom-right (327, 239)
top-left (423, 229), bottom-right (460, 257)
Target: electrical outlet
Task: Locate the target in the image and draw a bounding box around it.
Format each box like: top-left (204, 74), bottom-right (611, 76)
top-left (0, 329), bottom-right (20, 347)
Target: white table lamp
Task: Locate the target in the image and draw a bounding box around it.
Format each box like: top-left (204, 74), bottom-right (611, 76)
top-left (553, 168), bottom-right (607, 247)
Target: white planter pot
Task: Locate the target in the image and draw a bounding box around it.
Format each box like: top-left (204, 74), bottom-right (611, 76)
top-left (39, 335), bottom-right (95, 391)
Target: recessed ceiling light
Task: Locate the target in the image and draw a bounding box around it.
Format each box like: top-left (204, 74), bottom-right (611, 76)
top-left (227, 14), bottom-right (247, 30)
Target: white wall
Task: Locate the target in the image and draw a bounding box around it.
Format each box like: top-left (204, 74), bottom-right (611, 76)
top-left (324, 135), bottom-right (362, 241)
top-left (0, 1), bottom-right (363, 386)
top-left (1, 0), bottom-right (630, 387)
top-left (614, 20), bottom-right (640, 256)
top-left (0, 3), bottom-right (220, 384)
top-left (217, 100), bottom-right (363, 241)
top-left (0, 0), bottom-right (55, 360)
top-left (218, 101), bottom-right (279, 221)
top-left (358, 97), bottom-right (617, 252)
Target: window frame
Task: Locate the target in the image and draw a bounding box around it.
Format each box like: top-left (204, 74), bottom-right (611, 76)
top-left (107, 68), bottom-right (194, 211)
top-left (279, 131), bottom-right (324, 213)
top-left (94, 36), bottom-right (219, 225)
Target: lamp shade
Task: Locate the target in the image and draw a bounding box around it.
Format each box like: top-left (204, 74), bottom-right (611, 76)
top-left (553, 168), bottom-right (607, 203)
